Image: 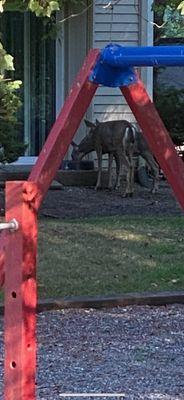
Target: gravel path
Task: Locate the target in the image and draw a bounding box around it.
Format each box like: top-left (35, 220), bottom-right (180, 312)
top-left (0, 304), bottom-right (183, 399)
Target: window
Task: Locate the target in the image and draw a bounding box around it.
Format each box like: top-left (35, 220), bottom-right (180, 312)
top-left (0, 12), bottom-right (56, 155)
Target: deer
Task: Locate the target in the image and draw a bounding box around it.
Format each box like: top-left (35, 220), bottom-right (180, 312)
top-left (71, 119), bottom-right (159, 196)
top-left (71, 119), bottom-right (136, 197)
top-left (132, 125), bottom-right (159, 194)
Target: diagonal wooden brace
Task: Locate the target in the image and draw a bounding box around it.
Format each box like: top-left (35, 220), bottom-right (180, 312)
top-left (120, 78), bottom-right (184, 210)
top-left (29, 49), bottom-right (100, 211)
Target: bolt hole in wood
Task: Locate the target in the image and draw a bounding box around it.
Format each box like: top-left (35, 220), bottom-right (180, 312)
top-left (11, 291), bottom-right (17, 298)
top-left (10, 361), bottom-right (16, 369)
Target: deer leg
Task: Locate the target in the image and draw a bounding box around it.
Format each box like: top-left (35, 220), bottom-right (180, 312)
top-left (114, 150), bottom-right (124, 194)
top-left (125, 164), bottom-right (134, 197)
top-left (142, 151), bottom-right (159, 194)
top-left (119, 130), bottom-right (135, 197)
top-left (126, 146), bottom-right (135, 196)
top-left (122, 151), bottom-right (134, 198)
top-left (95, 149), bottom-right (102, 190)
top-left (114, 152), bottom-right (120, 189)
top-left (107, 152), bottom-right (114, 190)
top-left (116, 151), bottom-right (132, 197)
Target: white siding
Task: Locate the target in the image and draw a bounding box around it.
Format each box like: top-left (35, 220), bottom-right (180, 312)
top-left (68, 0), bottom-right (153, 166)
top-left (94, 1), bottom-right (139, 49)
top-left (139, 0), bottom-right (153, 97)
top-left (92, 0), bottom-right (152, 123)
top-left (62, 1), bottom-right (92, 158)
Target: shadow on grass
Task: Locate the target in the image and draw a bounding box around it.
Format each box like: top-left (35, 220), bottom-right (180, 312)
top-left (37, 215), bottom-right (184, 299)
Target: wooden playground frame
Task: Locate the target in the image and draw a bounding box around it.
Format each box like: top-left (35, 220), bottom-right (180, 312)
top-left (0, 45), bottom-right (184, 399)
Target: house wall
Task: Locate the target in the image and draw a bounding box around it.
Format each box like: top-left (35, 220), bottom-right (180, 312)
top-left (60, 1), bottom-right (93, 158)
top-left (59, 0), bottom-right (153, 161)
top-left (92, 0), bottom-right (153, 123)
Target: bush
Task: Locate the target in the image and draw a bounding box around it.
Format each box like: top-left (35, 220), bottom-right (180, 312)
top-left (0, 39), bottom-right (26, 163)
top-left (154, 86), bottom-right (184, 146)
top-left (0, 77), bottom-right (26, 163)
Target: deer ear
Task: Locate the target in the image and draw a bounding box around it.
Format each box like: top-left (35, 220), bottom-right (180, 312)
top-left (84, 119), bottom-right (95, 128)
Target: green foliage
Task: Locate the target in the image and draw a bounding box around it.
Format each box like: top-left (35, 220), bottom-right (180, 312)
top-left (153, 0), bottom-right (184, 16)
top-left (0, 42), bottom-right (14, 74)
top-left (0, 41), bottom-right (25, 163)
top-left (28, 0), bottom-right (60, 18)
top-left (0, 32), bottom-right (25, 163)
top-left (153, 1), bottom-right (184, 146)
top-left (0, 77), bottom-right (26, 163)
top-left (154, 85), bottom-right (184, 146)
top-left (153, 0), bottom-right (184, 38)
top-left (3, 0), bottom-right (85, 15)
top-left (177, 0), bottom-right (184, 14)
top-left (163, 5), bottom-right (184, 37)
top-left (0, 1), bottom-right (6, 12)
top-left (3, 1), bottom-right (28, 11)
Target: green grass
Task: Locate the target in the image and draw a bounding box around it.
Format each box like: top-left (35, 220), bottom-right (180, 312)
top-left (37, 215), bottom-right (184, 299)
top-left (0, 215), bottom-right (183, 302)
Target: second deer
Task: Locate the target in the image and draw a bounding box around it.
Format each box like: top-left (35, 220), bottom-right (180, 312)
top-left (71, 119), bottom-right (159, 196)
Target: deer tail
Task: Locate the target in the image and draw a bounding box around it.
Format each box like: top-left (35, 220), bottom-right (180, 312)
top-left (130, 124), bottom-right (137, 143)
top-left (124, 125), bottom-right (136, 145)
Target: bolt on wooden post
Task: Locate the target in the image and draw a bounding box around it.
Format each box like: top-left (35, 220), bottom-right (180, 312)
top-left (4, 181), bottom-right (38, 400)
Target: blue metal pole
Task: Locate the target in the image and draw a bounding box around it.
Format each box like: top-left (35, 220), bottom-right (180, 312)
top-left (90, 44), bottom-right (184, 87)
top-left (101, 44), bottom-right (184, 67)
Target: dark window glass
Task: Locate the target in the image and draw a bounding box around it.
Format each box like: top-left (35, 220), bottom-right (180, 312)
top-left (0, 12), bottom-right (56, 155)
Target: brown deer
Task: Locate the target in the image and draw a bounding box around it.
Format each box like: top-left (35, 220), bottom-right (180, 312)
top-left (132, 125), bottom-right (159, 194)
top-left (71, 119), bottom-right (136, 196)
top-left (71, 119), bottom-right (159, 196)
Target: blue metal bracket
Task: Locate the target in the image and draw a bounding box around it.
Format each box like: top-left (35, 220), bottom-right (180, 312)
top-left (89, 43), bottom-right (184, 87)
top-left (89, 45), bottom-right (137, 88)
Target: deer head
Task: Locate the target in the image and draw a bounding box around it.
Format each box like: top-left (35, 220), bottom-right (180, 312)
top-left (71, 120), bottom-right (99, 160)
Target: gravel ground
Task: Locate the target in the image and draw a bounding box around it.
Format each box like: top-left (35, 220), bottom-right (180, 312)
top-left (0, 304), bottom-right (184, 399)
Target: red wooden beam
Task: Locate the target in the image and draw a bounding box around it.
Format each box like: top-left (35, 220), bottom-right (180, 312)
top-left (0, 231), bottom-right (6, 288)
top-left (4, 181), bottom-right (38, 399)
top-left (29, 49), bottom-right (99, 211)
top-left (120, 78), bottom-right (184, 210)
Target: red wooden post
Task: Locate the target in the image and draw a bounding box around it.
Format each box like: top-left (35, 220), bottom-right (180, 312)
top-left (120, 78), bottom-right (184, 210)
top-left (0, 231), bottom-right (6, 288)
top-left (29, 49), bottom-right (100, 211)
top-left (4, 181), bottom-right (38, 399)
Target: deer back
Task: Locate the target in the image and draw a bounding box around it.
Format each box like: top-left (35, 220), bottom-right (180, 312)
top-left (92, 120), bottom-right (135, 153)
top-left (71, 119), bottom-right (136, 160)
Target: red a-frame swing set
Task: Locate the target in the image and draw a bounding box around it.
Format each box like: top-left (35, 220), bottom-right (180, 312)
top-left (0, 44), bottom-right (184, 399)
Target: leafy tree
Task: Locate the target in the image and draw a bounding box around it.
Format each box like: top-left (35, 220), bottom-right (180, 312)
top-left (153, 1), bottom-right (184, 146)
top-left (0, 77), bottom-right (26, 163)
top-left (153, 0), bottom-right (184, 40)
top-left (1, 1), bottom-right (84, 15)
top-left (0, 39), bottom-right (26, 163)
top-left (0, 41), bottom-right (14, 73)
top-left (154, 86), bottom-right (184, 145)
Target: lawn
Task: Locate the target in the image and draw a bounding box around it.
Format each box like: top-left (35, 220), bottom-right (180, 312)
top-left (37, 215), bottom-right (184, 299)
